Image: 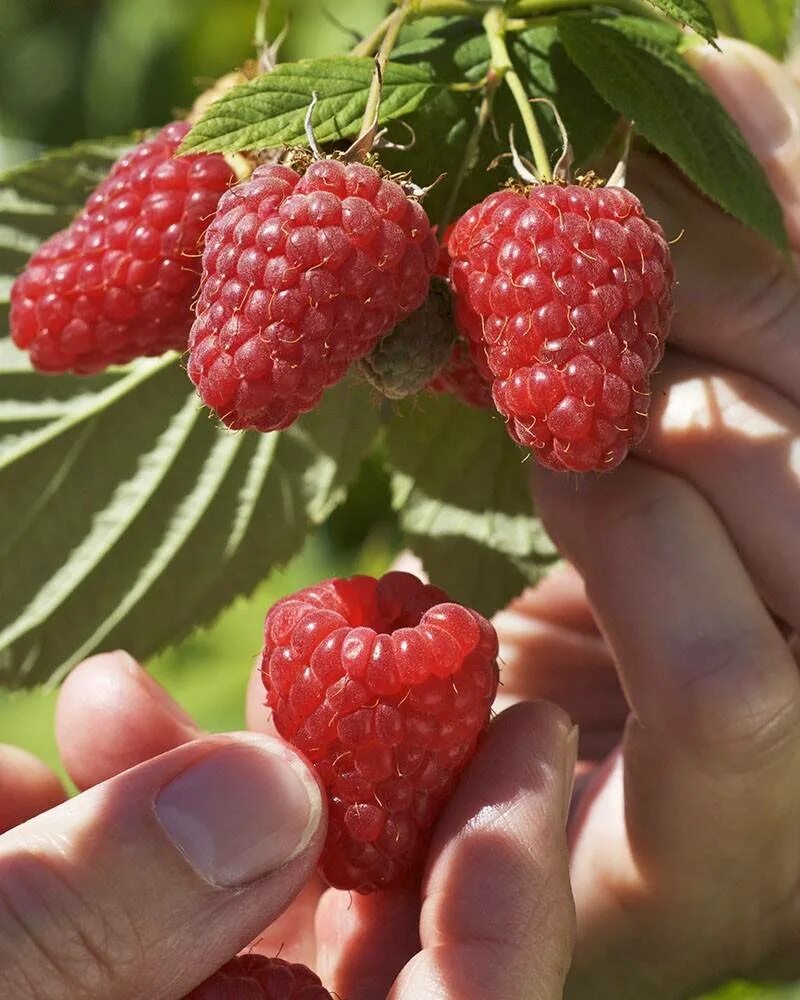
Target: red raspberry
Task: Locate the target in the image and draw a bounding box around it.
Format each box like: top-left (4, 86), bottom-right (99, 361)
top-left (188, 159), bottom-right (439, 432)
top-left (428, 338), bottom-right (493, 409)
top-left (183, 955), bottom-right (332, 999)
top-left (426, 236), bottom-right (493, 408)
top-left (10, 123), bottom-right (234, 374)
top-left (260, 571), bottom-right (499, 892)
top-left (449, 183), bottom-right (674, 471)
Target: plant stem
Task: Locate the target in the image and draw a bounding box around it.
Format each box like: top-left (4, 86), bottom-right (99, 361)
top-left (406, 0), bottom-right (646, 18)
top-left (483, 6), bottom-right (552, 182)
top-left (351, 12), bottom-right (394, 57)
top-left (355, 0), bottom-right (414, 147)
top-left (508, 0), bottom-right (643, 15)
top-left (439, 69), bottom-right (501, 231)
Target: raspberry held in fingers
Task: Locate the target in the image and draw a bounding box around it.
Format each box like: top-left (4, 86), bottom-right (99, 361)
top-left (449, 183), bottom-right (674, 471)
top-left (260, 571), bottom-right (499, 893)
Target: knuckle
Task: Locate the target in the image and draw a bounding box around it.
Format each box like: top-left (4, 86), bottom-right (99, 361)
top-left (673, 629), bottom-right (800, 769)
top-left (741, 263), bottom-right (800, 350)
top-left (0, 850), bottom-right (144, 1000)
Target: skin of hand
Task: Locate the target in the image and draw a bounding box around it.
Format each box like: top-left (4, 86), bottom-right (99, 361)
top-left (0, 650), bottom-right (576, 1000)
top-left (493, 37), bottom-right (800, 1000)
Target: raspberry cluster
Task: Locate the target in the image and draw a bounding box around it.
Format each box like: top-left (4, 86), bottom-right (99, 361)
top-left (10, 123), bottom-right (234, 374)
top-left (187, 159), bottom-right (439, 431)
top-left (184, 955), bottom-right (332, 999)
top-left (261, 571), bottom-right (499, 893)
top-left (449, 183), bottom-right (674, 471)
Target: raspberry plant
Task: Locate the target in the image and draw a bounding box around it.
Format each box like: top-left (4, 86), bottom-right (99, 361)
top-left (0, 0), bottom-right (790, 688)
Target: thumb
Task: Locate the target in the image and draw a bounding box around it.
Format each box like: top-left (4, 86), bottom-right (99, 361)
top-left (0, 733), bottom-right (325, 999)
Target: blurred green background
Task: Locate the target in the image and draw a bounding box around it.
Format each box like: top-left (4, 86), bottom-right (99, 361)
top-left (0, 2), bottom-right (797, 997)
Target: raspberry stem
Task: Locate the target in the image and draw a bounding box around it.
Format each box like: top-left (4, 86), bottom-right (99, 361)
top-left (408, 0), bottom-right (642, 16)
top-left (351, 13), bottom-right (395, 57)
top-left (483, 6), bottom-right (553, 183)
top-left (352, 0), bottom-right (414, 158)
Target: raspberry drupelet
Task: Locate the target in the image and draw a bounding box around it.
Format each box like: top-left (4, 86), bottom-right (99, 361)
top-left (260, 571), bottom-right (499, 893)
top-left (183, 954), bottom-right (332, 999)
top-left (449, 183), bottom-right (674, 471)
top-left (188, 159), bottom-right (439, 432)
top-left (10, 122), bottom-right (234, 374)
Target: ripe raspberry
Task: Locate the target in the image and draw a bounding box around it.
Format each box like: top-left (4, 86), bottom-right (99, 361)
top-left (10, 123), bottom-right (234, 374)
top-left (261, 571), bottom-right (499, 892)
top-left (449, 183), bottom-right (674, 471)
top-left (358, 278), bottom-right (455, 399)
top-left (183, 955), bottom-right (332, 999)
top-left (188, 158), bottom-right (439, 432)
top-left (428, 338), bottom-right (493, 409)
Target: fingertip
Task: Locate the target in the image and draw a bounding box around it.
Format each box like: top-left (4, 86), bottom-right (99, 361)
top-left (56, 650), bottom-right (200, 789)
top-left (0, 744), bottom-right (65, 832)
top-left (496, 698), bottom-right (575, 748)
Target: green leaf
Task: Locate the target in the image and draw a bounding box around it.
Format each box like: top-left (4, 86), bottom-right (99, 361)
top-left (706, 0), bottom-right (796, 58)
top-left (0, 354), bottom-right (380, 690)
top-left (180, 57), bottom-right (439, 155)
top-left (559, 15), bottom-right (787, 249)
top-left (181, 23), bottom-right (619, 224)
top-left (378, 20), bottom-right (618, 225)
top-left (510, 25), bottom-right (619, 168)
top-left (386, 394), bottom-right (556, 617)
top-left (642, 0), bottom-right (718, 43)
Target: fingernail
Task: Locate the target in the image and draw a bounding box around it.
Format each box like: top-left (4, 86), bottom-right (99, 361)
top-left (563, 724), bottom-right (579, 825)
top-left (155, 737), bottom-right (321, 887)
top-left (688, 40), bottom-right (799, 155)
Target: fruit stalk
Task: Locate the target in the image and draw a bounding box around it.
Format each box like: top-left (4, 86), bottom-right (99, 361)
top-left (408, 0), bottom-right (644, 17)
top-left (354, 0), bottom-right (415, 151)
top-left (483, 6), bottom-right (553, 182)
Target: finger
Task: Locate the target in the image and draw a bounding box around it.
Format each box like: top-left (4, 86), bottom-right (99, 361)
top-left (392, 702), bottom-right (577, 1000)
top-left (0, 732), bottom-right (325, 1000)
top-left (56, 651), bottom-right (200, 790)
top-left (316, 888), bottom-right (421, 1000)
top-left (504, 562), bottom-right (601, 636)
top-left (493, 566), bottom-right (624, 754)
top-left (532, 461), bottom-right (800, 768)
top-left (627, 41), bottom-right (800, 404)
top-left (638, 352), bottom-right (800, 632)
top-left (248, 876), bottom-right (325, 968)
top-left (630, 152), bottom-right (800, 407)
top-left (0, 746), bottom-right (65, 833)
top-left (688, 39), bottom-right (800, 245)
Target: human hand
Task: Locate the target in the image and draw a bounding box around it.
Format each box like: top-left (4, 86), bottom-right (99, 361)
top-left (0, 650), bottom-right (577, 999)
top-left (496, 38), bottom-right (800, 1000)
